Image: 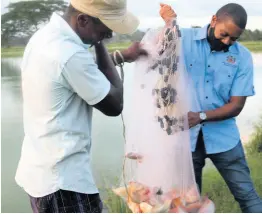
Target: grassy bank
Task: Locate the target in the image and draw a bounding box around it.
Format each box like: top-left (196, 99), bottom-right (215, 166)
top-left (102, 119), bottom-right (262, 213)
top-left (1, 41), bottom-right (261, 58)
top-left (1, 42), bottom-right (132, 58)
top-left (106, 42), bottom-right (131, 52)
top-left (1, 46), bottom-right (25, 58)
top-left (240, 41), bottom-right (262, 53)
top-left (202, 118), bottom-right (262, 213)
top-left (202, 154), bottom-right (262, 213)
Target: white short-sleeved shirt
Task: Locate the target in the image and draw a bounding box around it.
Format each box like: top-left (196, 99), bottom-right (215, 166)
top-left (15, 13), bottom-right (110, 197)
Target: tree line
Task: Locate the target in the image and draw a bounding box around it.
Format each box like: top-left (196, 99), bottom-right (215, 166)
top-left (1, 0), bottom-right (262, 47)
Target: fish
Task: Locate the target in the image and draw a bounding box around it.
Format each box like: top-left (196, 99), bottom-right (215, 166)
top-left (184, 201), bottom-right (203, 213)
top-left (169, 206), bottom-right (186, 213)
top-left (183, 186), bottom-right (200, 204)
top-left (127, 199), bottom-right (142, 213)
top-left (197, 197), bottom-right (215, 213)
top-left (112, 186), bottom-right (129, 199)
top-left (151, 200), bottom-right (172, 213)
top-left (140, 202), bottom-right (153, 213)
top-left (126, 152), bottom-right (143, 162)
top-left (129, 182), bottom-right (151, 204)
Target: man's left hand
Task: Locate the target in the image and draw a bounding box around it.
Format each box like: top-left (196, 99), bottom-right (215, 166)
top-left (188, 111), bottom-right (201, 128)
top-left (121, 42), bottom-right (148, 63)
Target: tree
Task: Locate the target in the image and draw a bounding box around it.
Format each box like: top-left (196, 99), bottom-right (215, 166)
top-left (239, 29), bottom-right (262, 41)
top-left (1, 0), bottom-right (68, 47)
top-left (106, 30), bottom-right (146, 44)
top-left (129, 30), bottom-right (146, 42)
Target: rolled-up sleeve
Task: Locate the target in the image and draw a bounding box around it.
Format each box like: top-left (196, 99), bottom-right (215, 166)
top-left (230, 53), bottom-right (255, 97)
top-left (62, 50), bottom-right (110, 105)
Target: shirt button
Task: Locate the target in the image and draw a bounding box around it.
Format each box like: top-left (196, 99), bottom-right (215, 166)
top-left (208, 65), bottom-right (211, 67)
top-left (206, 80), bottom-right (209, 83)
top-left (206, 96), bottom-right (208, 99)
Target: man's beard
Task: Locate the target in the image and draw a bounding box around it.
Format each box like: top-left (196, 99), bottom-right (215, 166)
top-left (207, 27), bottom-right (231, 52)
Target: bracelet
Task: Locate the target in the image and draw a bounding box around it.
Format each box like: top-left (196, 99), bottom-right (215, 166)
top-left (113, 50), bottom-right (125, 82)
top-left (113, 50), bottom-right (125, 66)
top-left (116, 50), bottom-right (125, 65)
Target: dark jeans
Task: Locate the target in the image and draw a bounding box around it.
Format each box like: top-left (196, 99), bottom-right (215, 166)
top-left (192, 130), bottom-right (262, 213)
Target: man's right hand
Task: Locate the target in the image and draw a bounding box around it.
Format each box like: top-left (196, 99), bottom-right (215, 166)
top-left (159, 3), bottom-right (177, 24)
top-left (121, 42), bottom-right (148, 63)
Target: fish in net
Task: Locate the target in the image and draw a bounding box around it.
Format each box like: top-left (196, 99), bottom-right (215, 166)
top-left (113, 17), bottom-right (215, 213)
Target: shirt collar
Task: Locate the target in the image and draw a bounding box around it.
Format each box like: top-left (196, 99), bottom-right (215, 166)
top-left (228, 42), bottom-right (239, 54)
top-left (193, 24), bottom-right (238, 54)
top-left (49, 12), bottom-right (90, 49)
top-left (193, 25), bottom-right (209, 41)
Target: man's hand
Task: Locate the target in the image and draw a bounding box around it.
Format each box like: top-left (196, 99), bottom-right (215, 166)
top-left (121, 42), bottom-right (148, 63)
top-left (159, 3), bottom-right (177, 24)
top-left (187, 96), bottom-right (247, 128)
top-left (188, 111), bottom-right (201, 128)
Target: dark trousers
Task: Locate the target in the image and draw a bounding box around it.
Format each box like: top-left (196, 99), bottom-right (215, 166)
top-left (192, 130), bottom-right (262, 213)
top-left (29, 189), bottom-right (103, 213)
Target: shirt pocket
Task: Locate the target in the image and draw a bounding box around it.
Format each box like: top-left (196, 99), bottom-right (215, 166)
top-left (213, 62), bottom-right (238, 102)
top-left (187, 59), bottom-right (204, 88)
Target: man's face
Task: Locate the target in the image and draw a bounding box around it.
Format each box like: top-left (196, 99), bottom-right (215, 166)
top-left (210, 16), bottom-right (244, 46)
top-left (76, 14), bottom-right (113, 45)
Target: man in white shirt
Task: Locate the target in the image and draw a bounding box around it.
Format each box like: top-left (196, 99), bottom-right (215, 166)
top-left (15, 0), bottom-right (146, 212)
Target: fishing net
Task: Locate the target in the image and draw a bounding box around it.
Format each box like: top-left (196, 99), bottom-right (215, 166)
top-left (113, 17), bottom-right (215, 213)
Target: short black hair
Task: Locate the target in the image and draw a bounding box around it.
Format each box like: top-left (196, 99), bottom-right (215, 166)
top-left (216, 3), bottom-right (247, 29)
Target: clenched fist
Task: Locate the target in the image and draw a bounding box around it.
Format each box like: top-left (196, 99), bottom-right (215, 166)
top-left (159, 3), bottom-right (177, 24)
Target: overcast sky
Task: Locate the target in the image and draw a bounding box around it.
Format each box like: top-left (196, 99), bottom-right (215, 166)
top-left (2, 0), bottom-right (262, 30)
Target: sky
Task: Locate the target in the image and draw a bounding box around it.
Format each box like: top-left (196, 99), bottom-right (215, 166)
top-left (1, 0), bottom-right (262, 30)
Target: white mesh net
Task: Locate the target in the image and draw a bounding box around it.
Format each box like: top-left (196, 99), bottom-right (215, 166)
top-left (113, 18), bottom-right (215, 213)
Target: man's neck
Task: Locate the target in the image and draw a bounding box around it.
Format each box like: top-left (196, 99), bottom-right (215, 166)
top-left (62, 14), bottom-right (78, 36)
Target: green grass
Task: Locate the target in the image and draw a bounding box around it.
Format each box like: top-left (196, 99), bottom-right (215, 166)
top-left (1, 43), bottom-right (131, 58)
top-left (245, 117), bottom-right (262, 155)
top-left (1, 41), bottom-right (261, 58)
top-left (103, 188), bottom-right (131, 213)
top-left (240, 41), bottom-right (262, 53)
top-left (106, 42), bottom-right (131, 52)
top-left (202, 154), bottom-right (262, 213)
top-left (1, 46), bottom-right (25, 58)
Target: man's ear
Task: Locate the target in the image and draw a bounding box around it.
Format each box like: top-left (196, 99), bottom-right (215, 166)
top-left (210, 15), bottom-right (217, 28)
top-left (77, 14), bottom-right (89, 27)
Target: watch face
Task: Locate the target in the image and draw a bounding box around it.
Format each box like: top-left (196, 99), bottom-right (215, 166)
top-left (200, 113), bottom-right (206, 120)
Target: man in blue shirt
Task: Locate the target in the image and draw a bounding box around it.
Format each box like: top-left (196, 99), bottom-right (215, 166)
top-left (160, 3), bottom-right (262, 212)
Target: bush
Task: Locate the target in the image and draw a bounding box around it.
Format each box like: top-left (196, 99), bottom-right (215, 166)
top-left (246, 117), bottom-right (262, 155)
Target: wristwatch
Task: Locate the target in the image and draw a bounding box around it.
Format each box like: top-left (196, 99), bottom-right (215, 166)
top-left (199, 112), bottom-right (207, 122)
